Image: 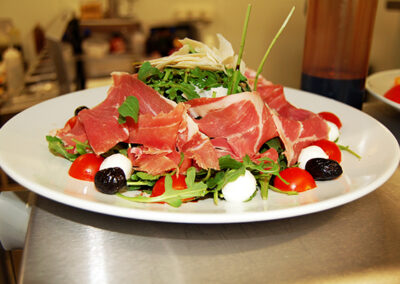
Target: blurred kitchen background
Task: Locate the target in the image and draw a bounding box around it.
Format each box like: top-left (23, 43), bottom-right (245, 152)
top-left (0, 1), bottom-right (398, 281)
top-left (0, 0), bottom-right (399, 107)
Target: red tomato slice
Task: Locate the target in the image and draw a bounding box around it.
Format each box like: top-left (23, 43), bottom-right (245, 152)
top-left (318, 112), bottom-right (342, 129)
top-left (274, 167), bottom-right (316, 192)
top-left (69, 153), bottom-right (104, 181)
top-left (310, 139), bottom-right (342, 163)
top-left (384, 85), bottom-right (400, 104)
top-left (151, 174), bottom-right (192, 201)
top-left (64, 116), bottom-right (78, 129)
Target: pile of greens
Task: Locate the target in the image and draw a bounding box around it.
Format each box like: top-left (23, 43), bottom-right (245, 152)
top-left (137, 62), bottom-right (251, 102)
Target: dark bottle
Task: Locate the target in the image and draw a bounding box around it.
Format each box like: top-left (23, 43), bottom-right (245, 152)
top-left (301, 0), bottom-right (378, 109)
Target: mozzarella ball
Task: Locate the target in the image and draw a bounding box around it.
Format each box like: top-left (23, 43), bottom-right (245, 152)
top-left (100, 153), bottom-right (133, 179)
top-left (195, 86), bottom-right (228, 98)
top-left (326, 121), bottom-right (340, 142)
top-left (298, 146), bottom-right (328, 169)
top-left (222, 170), bottom-right (257, 202)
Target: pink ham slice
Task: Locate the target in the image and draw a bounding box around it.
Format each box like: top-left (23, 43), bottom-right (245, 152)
top-left (75, 72), bottom-right (219, 173)
top-left (111, 72), bottom-right (176, 115)
top-left (76, 72), bottom-right (177, 155)
top-left (245, 69), bottom-right (329, 165)
top-left (55, 117), bottom-right (88, 153)
top-left (127, 103), bottom-right (188, 152)
top-left (176, 116), bottom-right (220, 169)
top-left (128, 147), bottom-right (180, 175)
top-left (77, 87), bottom-right (128, 154)
top-left (186, 92), bottom-right (278, 161)
top-left (110, 72), bottom-right (220, 172)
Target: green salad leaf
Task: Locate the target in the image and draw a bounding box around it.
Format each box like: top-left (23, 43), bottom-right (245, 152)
top-left (137, 63), bottom-right (250, 103)
top-left (118, 96), bottom-right (140, 124)
top-left (118, 167), bottom-right (209, 208)
top-left (46, 136), bottom-right (79, 162)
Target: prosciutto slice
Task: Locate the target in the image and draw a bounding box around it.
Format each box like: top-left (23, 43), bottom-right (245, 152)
top-left (186, 92), bottom-right (278, 160)
top-left (71, 72), bottom-right (218, 172)
top-left (127, 103), bottom-right (188, 152)
top-left (77, 86), bottom-right (129, 155)
top-left (55, 117), bottom-right (88, 153)
top-left (111, 72), bottom-right (220, 172)
top-left (245, 69), bottom-right (329, 165)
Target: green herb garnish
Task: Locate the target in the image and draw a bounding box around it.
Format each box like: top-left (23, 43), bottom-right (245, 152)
top-left (46, 136), bottom-right (79, 161)
top-left (118, 96), bottom-right (140, 124)
top-left (118, 167), bottom-right (208, 207)
top-left (254, 6), bottom-right (295, 90)
top-left (227, 4), bottom-right (252, 95)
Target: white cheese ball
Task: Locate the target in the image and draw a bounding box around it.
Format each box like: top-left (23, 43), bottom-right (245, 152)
top-left (298, 145), bottom-right (328, 169)
top-left (195, 86), bottom-right (228, 98)
top-left (222, 170), bottom-right (257, 202)
top-left (326, 121), bottom-right (340, 142)
top-left (100, 153), bottom-right (133, 179)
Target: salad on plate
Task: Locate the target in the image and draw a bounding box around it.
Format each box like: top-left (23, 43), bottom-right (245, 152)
top-left (46, 6), bottom-right (358, 207)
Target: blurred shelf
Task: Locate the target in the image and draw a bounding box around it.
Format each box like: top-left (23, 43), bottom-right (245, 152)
top-left (80, 18), bottom-right (139, 32)
top-left (0, 88), bottom-right (59, 116)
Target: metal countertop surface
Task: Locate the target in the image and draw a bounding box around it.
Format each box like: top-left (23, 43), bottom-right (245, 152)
top-left (18, 100), bottom-right (400, 284)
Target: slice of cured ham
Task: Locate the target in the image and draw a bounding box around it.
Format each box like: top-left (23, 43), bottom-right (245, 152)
top-left (77, 72), bottom-right (177, 155)
top-left (55, 117), bottom-right (88, 153)
top-left (111, 72), bottom-right (220, 172)
top-left (245, 69), bottom-right (329, 165)
top-left (127, 103), bottom-right (188, 152)
top-left (75, 72), bottom-right (219, 173)
top-left (77, 86), bottom-right (129, 154)
top-left (111, 72), bottom-right (176, 115)
top-left (186, 92), bottom-right (278, 161)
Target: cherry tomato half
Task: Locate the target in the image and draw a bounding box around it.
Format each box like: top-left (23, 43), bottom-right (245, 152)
top-left (384, 85), bottom-right (400, 104)
top-left (64, 116), bottom-right (78, 129)
top-left (310, 139), bottom-right (342, 163)
top-left (274, 167), bottom-right (316, 193)
top-left (151, 174), bottom-right (193, 201)
top-left (69, 153), bottom-right (104, 181)
top-left (318, 112), bottom-right (342, 129)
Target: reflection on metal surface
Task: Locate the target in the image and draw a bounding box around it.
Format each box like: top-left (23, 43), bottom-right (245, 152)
top-left (86, 228), bottom-right (109, 284)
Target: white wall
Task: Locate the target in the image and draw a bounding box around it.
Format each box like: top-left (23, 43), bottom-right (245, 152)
top-left (0, 0), bottom-right (398, 89)
top-left (124, 0), bottom-right (307, 88)
top-left (369, 0), bottom-right (400, 72)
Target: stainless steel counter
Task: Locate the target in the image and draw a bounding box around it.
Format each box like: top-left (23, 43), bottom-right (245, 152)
top-left (18, 100), bottom-right (400, 284)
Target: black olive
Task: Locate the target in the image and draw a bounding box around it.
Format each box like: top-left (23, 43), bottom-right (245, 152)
top-left (74, 106), bottom-right (89, 116)
top-left (305, 158), bottom-right (343, 181)
top-left (94, 167), bottom-right (126, 194)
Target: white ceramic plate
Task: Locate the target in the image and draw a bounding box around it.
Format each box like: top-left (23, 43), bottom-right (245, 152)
top-left (0, 87), bottom-right (399, 223)
top-left (366, 69), bottom-right (400, 111)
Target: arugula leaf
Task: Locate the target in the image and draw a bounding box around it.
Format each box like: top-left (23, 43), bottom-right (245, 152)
top-left (337, 144), bottom-right (361, 160)
top-left (118, 96), bottom-right (139, 124)
top-left (134, 172), bottom-right (160, 181)
top-left (260, 137), bottom-right (287, 170)
top-left (219, 155), bottom-right (243, 169)
top-left (137, 64), bottom-right (250, 103)
top-left (254, 7), bottom-right (295, 90)
top-left (258, 176), bottom-right (271, 200)
top-left (138, 61), bottom-right (161, 81)
top-left (72, 139), bottom-right (92, 155)
top-left (269, 184), bottom-right (298, 195)
top-left (46, 136), bottom-right (79, 161)
top-left (228, 4), bottom-right (251, 95)
top-left (118, 167), bottom-right (209, 208)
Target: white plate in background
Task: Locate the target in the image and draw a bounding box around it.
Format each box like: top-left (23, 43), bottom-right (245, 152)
top-left (366, 69), bottom-right (400, 111)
